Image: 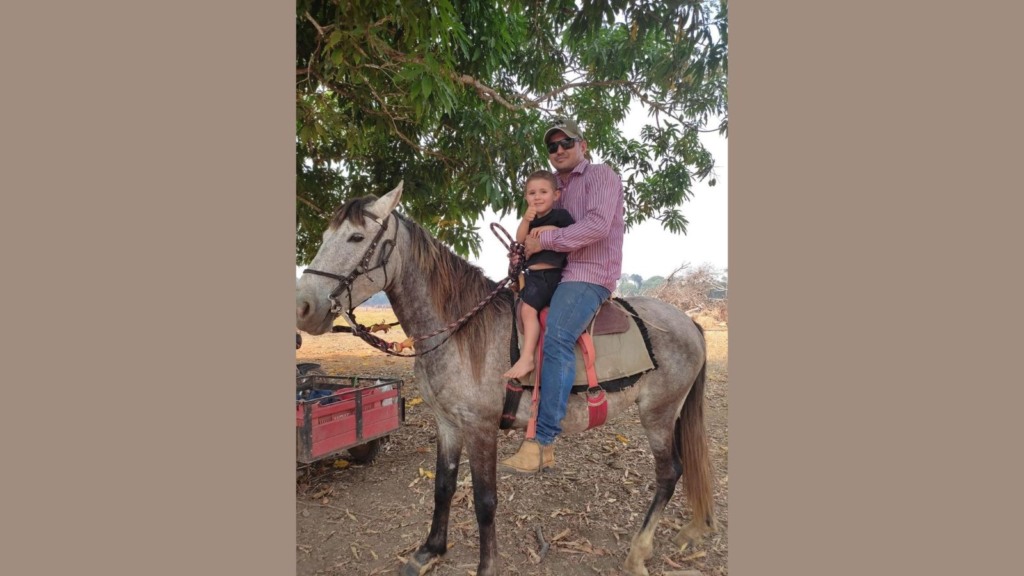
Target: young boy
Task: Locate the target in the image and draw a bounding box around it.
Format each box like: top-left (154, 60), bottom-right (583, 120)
top-left (503, 170), bottom-right (574, 380)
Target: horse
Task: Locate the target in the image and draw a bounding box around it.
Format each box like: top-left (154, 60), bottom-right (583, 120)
top-left (295, 182), bottom-right (716, 576)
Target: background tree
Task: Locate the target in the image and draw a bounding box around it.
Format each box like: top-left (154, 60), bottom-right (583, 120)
top-left (641, 275), bottom-right (667, 294)
top-left (616, 273), bottom-right (644, 296)
top-left (296, 0), bottom-right (728, 263)
top-left (648, 262), bottom-right (727, 317)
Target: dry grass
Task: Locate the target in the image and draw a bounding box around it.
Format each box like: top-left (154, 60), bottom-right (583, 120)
top-left (705, 329), bottom-right (728, 370)
top-left (336, 306), bottom-right (400, 328)
top-left (296, 300), bottom-right (730, 575)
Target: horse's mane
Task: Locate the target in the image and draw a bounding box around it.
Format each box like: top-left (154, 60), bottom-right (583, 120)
top-left (332, 196), bottom-right (513, 377)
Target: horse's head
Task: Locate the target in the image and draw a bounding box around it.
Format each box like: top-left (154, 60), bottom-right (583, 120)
top-left (295, 181), bottom-right (404, 335)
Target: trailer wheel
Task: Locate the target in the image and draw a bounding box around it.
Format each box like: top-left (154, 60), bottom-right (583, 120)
top-left (346, 436), bottom-right (388, 464)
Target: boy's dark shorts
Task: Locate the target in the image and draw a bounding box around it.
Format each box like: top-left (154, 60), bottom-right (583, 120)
top-left (519, 268), bottom-right (563, 310)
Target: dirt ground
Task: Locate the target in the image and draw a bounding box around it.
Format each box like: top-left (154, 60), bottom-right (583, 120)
top-left (296, 308), bottom-right (729, 576)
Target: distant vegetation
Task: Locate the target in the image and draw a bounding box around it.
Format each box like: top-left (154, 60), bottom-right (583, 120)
top-left (617, 263), bottom-right (728, 323)
top-left (361, 292), bottom-right (392, 307)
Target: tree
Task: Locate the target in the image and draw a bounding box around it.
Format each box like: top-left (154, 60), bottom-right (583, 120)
top-left (649, 262), bottom-right (726, 313)
top-left (640, 275), bottom-right (667, 293)
top-left (616, 273), bottom-right (644, 296)
top-left (296, 0), bottom-right (728, 263)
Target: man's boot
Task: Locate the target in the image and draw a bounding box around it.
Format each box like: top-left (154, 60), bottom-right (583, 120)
top-left (499, 439), bottom-right (555, 474)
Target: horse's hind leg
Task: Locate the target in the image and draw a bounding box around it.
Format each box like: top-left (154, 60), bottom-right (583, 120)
top-left (402, 424), bottom-right (463, 576)
top-left (624, 421), bottom-right (681, 576)
top-left (466, 430), bottom-right (500, 576)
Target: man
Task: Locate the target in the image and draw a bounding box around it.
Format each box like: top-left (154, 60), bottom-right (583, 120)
top-left (500, 117), bottom-right (626, 474)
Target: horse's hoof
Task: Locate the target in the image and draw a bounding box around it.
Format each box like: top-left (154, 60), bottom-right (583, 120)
top-left (399, 557), bottom-right (428, 573)
top-left (672, 532), bottom-right (695, 551)
top-left (672, 522), bottom-right (709, 551)
top-left (622, 561), bottom-right (650, 576)
top-left (402, 549), bottom-right (441, 576)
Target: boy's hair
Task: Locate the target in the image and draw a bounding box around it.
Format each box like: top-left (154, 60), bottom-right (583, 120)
top-left (525, 169), bottom-right (559, 193)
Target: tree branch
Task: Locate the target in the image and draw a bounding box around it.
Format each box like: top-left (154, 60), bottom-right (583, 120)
top-left (452, 74), bottom-right (521, 111)
top-left (358, 76), bottom-right (460, 168)
top-left (632, 88), bottom-right (723, 135)
top-left (303, 12), bottom-right (327, 38)
top-left (297, 193), bottom-right (326, 216)
top-left (534, 79), bottom-right (634, 104)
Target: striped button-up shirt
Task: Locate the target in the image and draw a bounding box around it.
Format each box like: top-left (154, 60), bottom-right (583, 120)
top-left (539, 159), bottom-right (625, 293)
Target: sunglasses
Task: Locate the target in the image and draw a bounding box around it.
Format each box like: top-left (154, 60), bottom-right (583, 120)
top-left (546, 137), bottom-right (580, 154)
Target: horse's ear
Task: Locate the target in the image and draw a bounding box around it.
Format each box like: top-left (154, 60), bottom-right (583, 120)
top-left (370, 181), bottom-right (403, 218)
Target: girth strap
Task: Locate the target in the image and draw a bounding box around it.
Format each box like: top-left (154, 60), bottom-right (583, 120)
top-left (524, 308), bottom-right (608, 439)
top-left (578, 332), bottom-right (608, 429)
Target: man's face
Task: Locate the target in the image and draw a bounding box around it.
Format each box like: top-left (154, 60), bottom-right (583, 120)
top-left (546, 130), bottom-right (586, 173)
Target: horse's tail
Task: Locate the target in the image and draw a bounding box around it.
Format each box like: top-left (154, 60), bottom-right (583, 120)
top-left (675, 321), bottom-right (717, 531)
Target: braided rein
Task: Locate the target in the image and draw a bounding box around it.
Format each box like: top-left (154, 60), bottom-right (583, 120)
top-left (340, 222), bottom-right (527, 357)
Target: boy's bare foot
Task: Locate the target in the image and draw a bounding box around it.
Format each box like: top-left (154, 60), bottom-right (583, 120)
top-left (503, 357), bottom-right (535, 379)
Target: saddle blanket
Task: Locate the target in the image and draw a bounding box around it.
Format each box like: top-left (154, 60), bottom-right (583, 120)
top-left (517, 309), bottom-right (655, 387)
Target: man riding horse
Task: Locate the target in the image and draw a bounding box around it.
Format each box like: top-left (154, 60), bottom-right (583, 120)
top-left (499, 117), bottom-right (628, 474)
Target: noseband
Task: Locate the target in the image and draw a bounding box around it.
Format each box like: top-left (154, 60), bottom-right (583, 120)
top-left (302, 212), bottom-right (396, 315)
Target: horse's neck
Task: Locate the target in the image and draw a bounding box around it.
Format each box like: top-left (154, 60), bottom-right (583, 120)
top-left (386, 271), bottom-right (443, 338)
top-left (383, 235), bottom-right (454, 338)
top-left (383, 227), bottom-right (502, 342)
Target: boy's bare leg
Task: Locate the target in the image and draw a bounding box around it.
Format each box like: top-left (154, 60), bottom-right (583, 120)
top-left (503, 303), bottom-right (540, 379)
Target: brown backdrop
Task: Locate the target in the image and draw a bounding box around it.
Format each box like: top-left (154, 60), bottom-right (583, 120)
top-left (2, 2), bottom-right (1021, 575)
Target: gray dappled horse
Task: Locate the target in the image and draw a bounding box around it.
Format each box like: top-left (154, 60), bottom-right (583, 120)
top-left (295, 183), bottom-right (716, 576)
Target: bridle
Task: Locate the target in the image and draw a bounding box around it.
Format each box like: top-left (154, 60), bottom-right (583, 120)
top-left (302, 211), bottom-right (396, 317)
top-left (300, 217), bottom-right (525, 358)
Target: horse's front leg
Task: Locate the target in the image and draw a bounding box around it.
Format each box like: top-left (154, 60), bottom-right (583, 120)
top-left (467, 429), bottom-right (500, 576)
top-left (402, 424), bottom-right (463, 576)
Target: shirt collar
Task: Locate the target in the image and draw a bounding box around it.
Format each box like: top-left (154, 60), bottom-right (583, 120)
top-left (571, 159), bottom-right (590, 175)
top-left (557, 159), bottom-right (590, 189)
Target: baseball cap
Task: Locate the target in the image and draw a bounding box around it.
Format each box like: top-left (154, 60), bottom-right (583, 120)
top-left (543, 117), bottom-right (584, 143)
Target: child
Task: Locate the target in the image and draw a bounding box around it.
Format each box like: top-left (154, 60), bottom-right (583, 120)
top-left (503, 170), bottom-right (574, 380)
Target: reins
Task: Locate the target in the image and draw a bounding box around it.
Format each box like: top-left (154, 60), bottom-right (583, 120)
top-left (306, 219), bottom-right (528, 358)
top-left (349, 276), bottom-right (515, 357)
top-left (489, 222), bottom-right (527, 283)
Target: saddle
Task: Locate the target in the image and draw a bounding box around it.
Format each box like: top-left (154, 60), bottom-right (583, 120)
top-left (514, 299), bottom-right (655, 389)
top-left (500, 298), bottom-right (657, 432)
top-left (516, 298), bottom-right (631, 336)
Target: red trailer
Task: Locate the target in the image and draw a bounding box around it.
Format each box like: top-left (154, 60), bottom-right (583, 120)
top-left (296, 365), bottom-right (405, 464)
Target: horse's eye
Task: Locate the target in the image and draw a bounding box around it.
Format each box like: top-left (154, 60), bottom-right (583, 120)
top-left (349, 233), bottom-right (365, 243)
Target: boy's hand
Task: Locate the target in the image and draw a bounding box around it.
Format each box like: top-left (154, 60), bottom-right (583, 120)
top-left (524, 206), bottom-right (538, 221)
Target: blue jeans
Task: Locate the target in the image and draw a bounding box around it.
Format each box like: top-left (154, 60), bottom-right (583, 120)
top-left (534, 281), bottom-right (611, 445)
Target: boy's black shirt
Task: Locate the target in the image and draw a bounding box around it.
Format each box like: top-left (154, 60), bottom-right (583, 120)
top-left (525, 208), bottom-right (575, 269)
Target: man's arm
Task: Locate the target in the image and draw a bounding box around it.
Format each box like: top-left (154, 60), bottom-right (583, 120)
top-left (540, 167), bottom-right (621, 252)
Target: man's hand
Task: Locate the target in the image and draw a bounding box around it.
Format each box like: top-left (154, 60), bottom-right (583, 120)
top-left (529, 225), bottom-right (557, 238)
top-left (524, 233), bottom-right (541, 257)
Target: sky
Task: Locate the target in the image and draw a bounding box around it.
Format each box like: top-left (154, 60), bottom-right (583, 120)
top-left (296, 111), bottom-right (728, 282)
